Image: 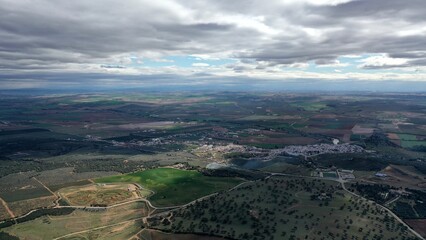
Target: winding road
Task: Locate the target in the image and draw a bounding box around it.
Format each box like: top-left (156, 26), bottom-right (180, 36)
top-left (268, 172), bottom-right (425, 240)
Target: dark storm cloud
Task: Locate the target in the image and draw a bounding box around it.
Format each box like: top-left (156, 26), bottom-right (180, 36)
top-left (233, 0), bottom-right (426, 67)
top-left (0, 1), bottom-right (241, 67)
top-left (100, 65), bottom-right (126, 69)
top-left (314, 0), bottom-right (426, 20)
top-left (409, 58), bottom-right (426, 66)
top-left (0, 0), bottom-right (426, 88)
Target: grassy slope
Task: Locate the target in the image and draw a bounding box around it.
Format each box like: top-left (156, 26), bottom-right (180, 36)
top-left (95, 168), bottom-right (243, 207)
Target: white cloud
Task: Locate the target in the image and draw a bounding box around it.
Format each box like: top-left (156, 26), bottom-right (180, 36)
top-left (316, 60), bottom-right (349, 68)
top-left (192, 63), bottom-right (210, 67)
top-left (190, 54), bottom-right (221, 61)
top-left (342, 55), bottom-right (363, 59)
top-left (287, 62), bottom-right (310, 69)
top-left (358, 55), bottom-right (408, 69)
top-left (151, 58), bottom-right (174, 63)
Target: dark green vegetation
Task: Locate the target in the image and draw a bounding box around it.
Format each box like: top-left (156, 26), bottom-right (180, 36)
top-left (138, 229), bottom-right (231, 240)
top-left (48, 179), bottom-right (92, 192)
top-left (394, 202), bottom-right (418, 219)
top-left (0, 232), bottom-right (19, 240)
top-left (0, 187), bottom-right (52, 202)
top-left (202, 168), bottom-right (268, 181)
top-left (391, 189), bottom-right (426, 219)
top-left (349, 183), bottom-right (397, 204)
top-left (149, 176), bottom-right (418, 240)
top-left (95, 168), bottom-right (243, 206)
top-left (315, 153), bottom-right (388, 172)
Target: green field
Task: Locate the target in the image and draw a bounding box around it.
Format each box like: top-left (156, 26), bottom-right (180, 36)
top-left (401, 140), bottom-right (426, 148)
top-left (397, 134), bottom-right (418, 141)
top-left (350, 134), bottom-right (365, 141)
top-left (323, 172), bottom-right (338, 178)
top-left (397, 134), bottom-right (426, 148)
top-left (95, 168), bottom-right (244, 207)
top-left (238, 115), bottom-right (283, 121)
top-left (291, 102), bottom-right (328, 111)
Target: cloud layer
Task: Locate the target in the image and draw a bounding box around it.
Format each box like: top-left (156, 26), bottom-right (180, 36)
top-left (1, 0), bottom-right (426, 89)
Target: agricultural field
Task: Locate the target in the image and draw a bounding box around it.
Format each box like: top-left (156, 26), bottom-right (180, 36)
top-left (35, 167), bottom-right (119, 188)
top-left (138, 229), bottom-right (228, 240)
top-left (0, 187), bottom-right (53, 203)
top-left (59, 183), bottom-right (141, 206)
top-left (95, 168), bottom-right (244, 207)
top-left (405, 219), bottom-right (426, 238)
top-left (322, 172), bottom-right (338, 178)
top-left (260, 162), bottom-right (311, 175)
top-left (355, 165), bottom-right (426, 190)
top-left (2, 201), bottom-right (150, 240)
top-left (401, 140), bottom-right (426, 149)
top-left (291, 102), bottom-right (328, 111)
top-left (8, 196), bottom-right (56, 217)
top-left (49, 180), bottom-right (94, 193)
top-left (60, 220), bottom-right (143, 240)
top-left (390, 189), bottom-right (426, 219)
top-left (386, 134), bottom-right (426, 148)
top-left (149, 176), bottom-right (418, 240)
top-left (0, 201), bottom-right (12, 220)
top-left (0, 172), bottom-right (53, 202)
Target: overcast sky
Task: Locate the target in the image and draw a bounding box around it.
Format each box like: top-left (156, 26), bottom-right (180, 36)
top-left (1, 0), bottom-right (426, 90)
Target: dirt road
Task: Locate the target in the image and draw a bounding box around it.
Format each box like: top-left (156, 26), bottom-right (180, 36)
top-left (0, 197), bottom-right (15, 219)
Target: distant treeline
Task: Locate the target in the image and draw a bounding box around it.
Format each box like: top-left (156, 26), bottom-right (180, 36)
top-left (0, 128), bottom-right (50, 136)
top-left (349, 183), bottom-right (395, 204)
top-left (409, 146), bottom-right (426, 152)
top-left (0, 157), bottom-right (158, 178)
top-left (201, 168), bottom-right (267, 181)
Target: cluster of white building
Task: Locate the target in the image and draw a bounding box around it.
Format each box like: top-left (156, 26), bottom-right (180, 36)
top-left (278, 143), bottom-right (364, 157)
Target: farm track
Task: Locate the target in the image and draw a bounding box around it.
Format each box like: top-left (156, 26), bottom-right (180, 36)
top-left (340, 183), bottom-right (424, 240)
top-left (52, 218), bottom-right (145, 240)
top-left (143, 180), bottom-right (252, 221)
top-left (384, 195), bottom-right (401, 206)
top-left (0, 197), bottom-right (16, 220)
top-left (34, 176), bottom-right (64, 208)
top-left (0, 193), bottom-right (147, 225)
top-left (128, 228), bottom-right (145, 240)
top-left (32, 176), bottom-right (57, 198)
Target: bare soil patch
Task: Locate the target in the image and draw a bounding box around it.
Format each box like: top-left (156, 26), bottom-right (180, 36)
top-left (405, 219), bottom-right (426, 238)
